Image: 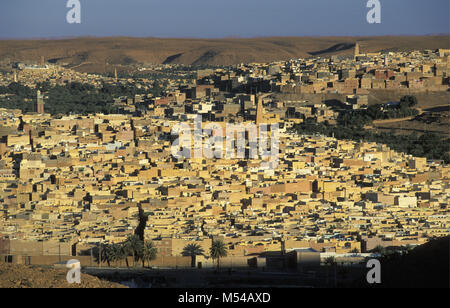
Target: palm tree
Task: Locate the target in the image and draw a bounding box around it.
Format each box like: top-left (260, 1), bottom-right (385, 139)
top-left (100, 244), bottom-right (114, 267)
top-left (121, 241), bottom-right (131, 268)
top-left (324, 256), bottom-right (337, 266)
top-left (210, 240), bottom-right (227, 271)
top-left (350, 248), bottom-right (359, 255)
top-left (324, 256), bottom-right (337, 287)
top-left (141, 241), bottom-right (158, 268)
top-left (111, 244), bottom-right (126, 265)
top-left (372, 245), bottom-right (387, 256)
top-left (403, 244), bottom-right (414, 254)
top-left (125, 235), bottom-right (143, 267)
top-left (182, 244), bottom-right (204, 268)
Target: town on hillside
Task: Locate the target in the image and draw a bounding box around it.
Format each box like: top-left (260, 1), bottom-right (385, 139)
top-left (0, 45), bottom-right (449, 277)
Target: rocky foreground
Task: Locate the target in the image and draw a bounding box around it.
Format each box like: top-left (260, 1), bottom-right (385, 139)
top-left (0, 263), bottom-right (127, 288)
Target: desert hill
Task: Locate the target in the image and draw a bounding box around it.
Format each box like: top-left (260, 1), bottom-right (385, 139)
top-left (0, 263), bottom-right (126, 288)
top-left (0, 35), bottom-right (448, 73)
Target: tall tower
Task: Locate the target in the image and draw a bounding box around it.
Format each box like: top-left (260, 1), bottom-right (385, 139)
top-left (256, 96), bottom-right (264, 126)
top-left (114, 68), bottom-right (118, 82)
top-left (13, 72), bottom-right (17, 83)
top-left (36, 90), bottom-right (45, 114)
top-left (354, 42), bottom-right (360, 59)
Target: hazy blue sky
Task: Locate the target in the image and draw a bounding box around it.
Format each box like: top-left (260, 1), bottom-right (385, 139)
top-left (0, 0), bottom-right (449, 38)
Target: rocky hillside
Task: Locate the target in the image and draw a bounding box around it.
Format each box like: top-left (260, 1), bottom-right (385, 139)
top-left (0, 263), bottom-right (127, 288)
top-left (0, 35), bottom-right (448, 73)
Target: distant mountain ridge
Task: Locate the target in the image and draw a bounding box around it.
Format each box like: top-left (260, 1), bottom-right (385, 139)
top-left (0, 35), bottom-right (448, 73)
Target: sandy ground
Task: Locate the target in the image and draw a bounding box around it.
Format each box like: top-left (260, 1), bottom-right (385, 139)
top-left (0, 263), bottom-right (127, 288)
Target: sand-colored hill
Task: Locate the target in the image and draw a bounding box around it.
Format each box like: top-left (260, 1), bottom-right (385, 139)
top-left (0, 36), bottom-right (448, 72)
top-left (0, 263), bottom-right (126, 288)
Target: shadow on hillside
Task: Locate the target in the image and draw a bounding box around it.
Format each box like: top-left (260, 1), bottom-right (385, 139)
top-left (351, 236), bottom-right (449, 288)
top-left (308, 43), bottom-right (356, 56)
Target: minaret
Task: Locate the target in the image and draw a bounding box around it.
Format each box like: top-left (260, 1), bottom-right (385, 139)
top-left (40, 56), bottom-right (45, 67)
top-left (354, 42), bottom-right (360, 59)
top-left (256, 96), bottom-right (264, 126)
top-left (114, 68), bottom-right (118, 82)
top-left (13, 72), bottom-right (17, 83)
top-left (36, 90), bottom-right (45, 114)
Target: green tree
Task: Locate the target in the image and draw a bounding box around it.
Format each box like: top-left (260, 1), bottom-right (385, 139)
top-left (400, 95), bottom-right (418, 108)
top-left (124, 235), bottom-right (143, 267)
top-left (350, 248), bottom-right (360, 254)
top-left (324, 256), bottom-right (337, 266)
top-left (182, 244), bottom-right (205, 268)
top-left (141, 241), bottom-right (158, 268)
top-left (210, 240), bottom-right (227, 270)
top-left (110, 243), bottom-right (125, 268)
top-left (100, 244), bottom-right (115, 267)
top-left (403, 244), bottom-right (415, 254)
top-left (372, 245), bottom-right (387, 256)
top-left (119, 242), bottom-right (131, 268)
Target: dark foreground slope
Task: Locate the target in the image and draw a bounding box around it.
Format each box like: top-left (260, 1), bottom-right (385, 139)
top-left (353, 237), bottom-right (449, 288)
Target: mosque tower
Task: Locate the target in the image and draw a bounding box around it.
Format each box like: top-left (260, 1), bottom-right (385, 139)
top-left (36, 90), bottom-right (45, 114)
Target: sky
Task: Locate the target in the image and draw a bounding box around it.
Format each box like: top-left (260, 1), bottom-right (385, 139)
top-left (0, 0), bottom-right (449, 39)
